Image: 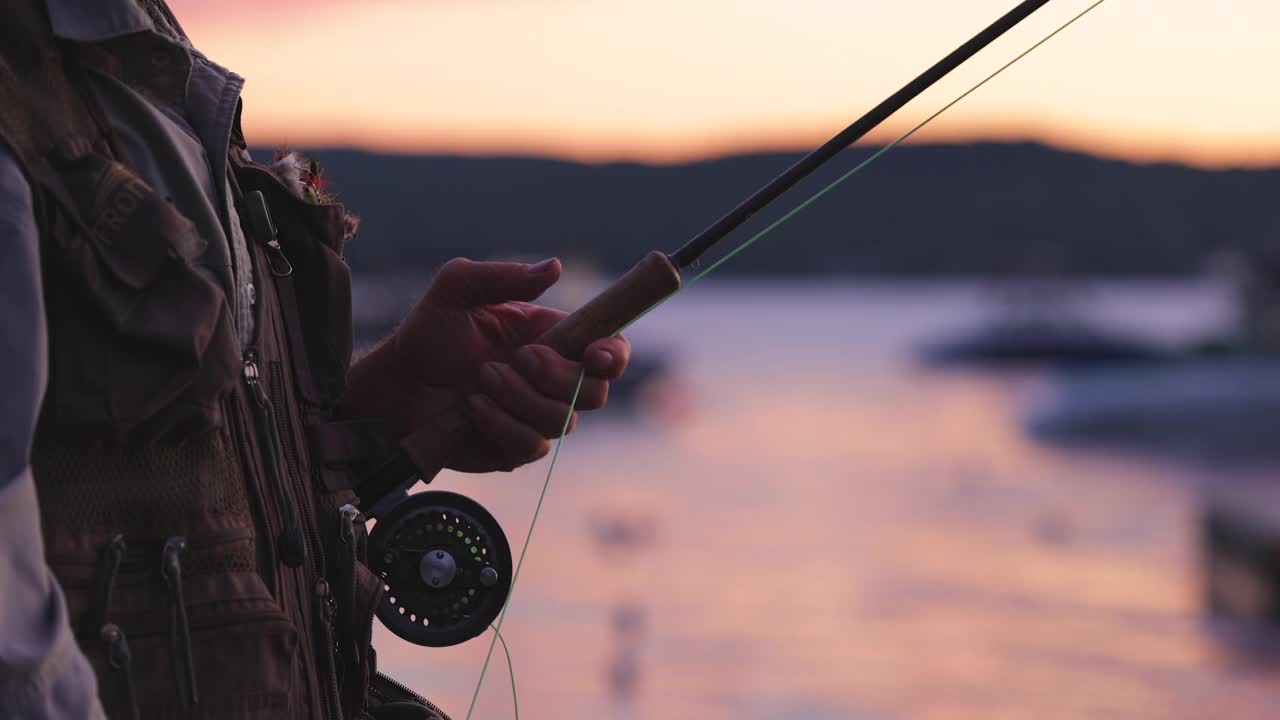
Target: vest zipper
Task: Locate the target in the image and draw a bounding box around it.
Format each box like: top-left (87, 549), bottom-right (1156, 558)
top-left (316, 578), bottom-right (346, 718)
top-left (340, 503), bottom-right (383, 716)
top-left (245, 350), bottom-right (344, 719)
top-left (241, 188), bottom-right (346, 718)
top-left (372, 671), bottom-right (454, 720)
top-left (243, 352), bottom-right (307, 568)
top-left (269, 361), bottom-right (345, 720)
top-left (338, 504), bottom-right (360, 660)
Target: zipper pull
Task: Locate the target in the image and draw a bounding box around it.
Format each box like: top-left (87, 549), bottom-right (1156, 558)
top-left (160, 536), bottom-right (186, 587)
top-left (337, 503), bottom-right (364, 659)
top-left (242, 352), bottom-right (306, 569)
top-left (244, 190), bottom-right (293, 277)
top-left (339, 504), bottom-right (359, 545)
top-left (242, 354), bottom-right (269, 406)
top-left (316, 578), bottom-right (337, 623)
top-left (314, 578), bottom-right (346, 719)
top-left (101, 623), bottom-right (133, 672)
top-left (161, 537), bottom-right (199, 708)
top-left (87, 534), bottom-right (127, 635)
top-left (265, 239), bottom-right (293, 278)
top-left (100, 624), bottom-right (141, 720)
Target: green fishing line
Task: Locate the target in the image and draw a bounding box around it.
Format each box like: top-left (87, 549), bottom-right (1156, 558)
top-left (491, 623), bottom-right (519, 720)
top-left (466, 372), bottom-right (584, 720)
top-left (465, 1), bottom-right (1109, 716)
top-left (620, 0), bottom-right (1110, 336)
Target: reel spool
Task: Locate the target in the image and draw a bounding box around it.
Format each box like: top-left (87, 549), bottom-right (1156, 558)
top-left (368, 491), bottom-right (513, 647)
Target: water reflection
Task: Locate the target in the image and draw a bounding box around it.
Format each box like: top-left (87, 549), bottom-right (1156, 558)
top-left (586, 505), bottom-right (660, 714)
top-left (606, 604), bottom-right (647, 708)
top-left (367, 281), bottom-right (1280, 719)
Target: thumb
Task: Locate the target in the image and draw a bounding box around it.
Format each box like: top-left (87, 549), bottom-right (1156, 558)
top-left (426, 257), bottom-right (561, 308)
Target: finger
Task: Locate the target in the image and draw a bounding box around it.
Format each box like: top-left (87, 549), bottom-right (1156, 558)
top-left (514, 346), bottom-right (608, 411)
top-left (426, 257), bottom-right (562, 308)
top-left (479, 362), bottom-right (579, 438)
top-left (583, 335), bottom-right (631, 380)
top-left (487, 302), bottom-right (567, 347)
top-left (467, 394), bottom-right (551, 470)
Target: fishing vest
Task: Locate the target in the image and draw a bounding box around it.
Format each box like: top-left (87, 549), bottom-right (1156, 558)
top-left (0, 3), bottom-right (441, 718)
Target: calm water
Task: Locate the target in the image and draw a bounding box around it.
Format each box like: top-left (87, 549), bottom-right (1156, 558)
top-left (368, 280), bottom-right (1280, 719)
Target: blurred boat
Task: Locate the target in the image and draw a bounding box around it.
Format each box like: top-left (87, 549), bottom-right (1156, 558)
top-left (1024, 359), bottom-right (1280, 463)
top-left (918, 278), bottom-right (1172, 369)
top-left (921, 319), bottom-right (1166, 368)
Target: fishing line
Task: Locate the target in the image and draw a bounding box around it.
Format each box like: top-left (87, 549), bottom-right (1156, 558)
top-left (491, 623), bottom-right (519, 719)
top-left (465, 1), bottom-right (1108, 716)
top-left (622, 0), bottom-right (1110, 334)
top-left (466, 373), bottom-right (585, 720)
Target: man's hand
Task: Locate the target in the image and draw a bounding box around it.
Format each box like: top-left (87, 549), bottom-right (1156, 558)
top-left (344, 258), bottom-right (630, 473)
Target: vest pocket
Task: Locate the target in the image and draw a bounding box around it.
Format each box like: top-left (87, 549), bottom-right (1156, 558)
top-left (97, 601), bottom-right (301, 719)
top-left (47, 528), bottom-right (303, 719)
top-left (85, 568), bottom-right (303, 719)
top-left (232, 161), bottom-right (354, 413)
top-left (37, 142), bottom-right (240, 440)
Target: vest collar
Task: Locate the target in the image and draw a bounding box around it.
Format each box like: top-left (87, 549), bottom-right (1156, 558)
top-left (47, 0), bottom-right (156, 43)
top-left (49, 1), bottom-right (194, 109)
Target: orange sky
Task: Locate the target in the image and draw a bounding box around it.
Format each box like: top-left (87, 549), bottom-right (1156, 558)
top-left (170, 0), bottom-right (1280, 168)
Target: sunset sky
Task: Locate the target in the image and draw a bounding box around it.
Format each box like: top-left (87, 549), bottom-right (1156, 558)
top-left (169, 0), bottom-right (1279, 168)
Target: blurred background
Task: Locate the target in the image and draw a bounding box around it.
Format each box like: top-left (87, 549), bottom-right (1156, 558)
top-left (174, 0), bottom-right (1280, 717)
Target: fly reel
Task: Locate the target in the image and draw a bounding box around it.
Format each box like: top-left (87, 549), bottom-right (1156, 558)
top-left (368, 491), bottom-right (512, 647)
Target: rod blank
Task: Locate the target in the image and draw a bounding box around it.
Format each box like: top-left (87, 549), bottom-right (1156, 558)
top-left (668, 0), bottom-right (1054, 270)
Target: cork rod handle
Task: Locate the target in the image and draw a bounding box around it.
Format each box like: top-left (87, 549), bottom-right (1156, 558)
top-left (534, 251), bottom-right (682, 358)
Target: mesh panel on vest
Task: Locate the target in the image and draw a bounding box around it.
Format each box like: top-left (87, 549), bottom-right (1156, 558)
top-left (181, 541), bottom-right (256, 576)
top-left (33, 428), bottom-right (255, 549)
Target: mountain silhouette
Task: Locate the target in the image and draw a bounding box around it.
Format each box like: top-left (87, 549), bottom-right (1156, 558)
top-left (267, 142), bottom-right (1280, 277)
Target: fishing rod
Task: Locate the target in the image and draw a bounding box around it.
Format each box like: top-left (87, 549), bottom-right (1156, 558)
top-left (544, 0), bottom-right (1056, 351)
top-left (360, 0), bottom-right (1057, 649)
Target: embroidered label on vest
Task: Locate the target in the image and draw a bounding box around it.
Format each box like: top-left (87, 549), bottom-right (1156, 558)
top-left (92, 161), bottom-right (149, 243)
